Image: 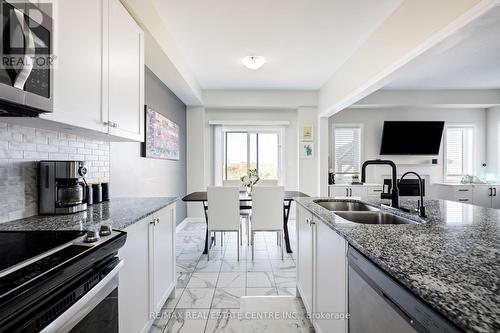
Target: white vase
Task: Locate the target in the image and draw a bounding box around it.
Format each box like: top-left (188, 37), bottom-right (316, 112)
top-left (246, 186), bottom-right (252, 196)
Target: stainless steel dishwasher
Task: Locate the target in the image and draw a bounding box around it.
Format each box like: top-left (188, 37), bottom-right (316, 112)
top-left (348, 246), bottom-right (461, 333)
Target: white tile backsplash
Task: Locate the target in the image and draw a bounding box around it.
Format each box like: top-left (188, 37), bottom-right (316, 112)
top-left (0, 122), bottom-right (110, 223)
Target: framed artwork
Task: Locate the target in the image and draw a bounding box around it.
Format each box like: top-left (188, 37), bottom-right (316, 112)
top-left (301, 142), bottom-right (314, 159)
top-left (302, 125), bottom-right (314, 141)
top-left (142, 106), bottom-right (180, 160)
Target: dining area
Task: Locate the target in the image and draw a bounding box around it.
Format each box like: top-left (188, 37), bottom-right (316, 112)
top-left (182, 182), bottom-right (308, 260)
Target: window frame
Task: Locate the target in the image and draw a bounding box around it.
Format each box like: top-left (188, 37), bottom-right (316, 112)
top-left (331, 123), bottom-right (364, 178)
top-left (218, 126), bottom-right (284, 184)
top-left (444, 123), bottom-right (476, 182)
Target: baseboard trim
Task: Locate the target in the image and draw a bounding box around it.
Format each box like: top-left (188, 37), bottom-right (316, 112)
top-left (176, 217), bottom-right (204, 232)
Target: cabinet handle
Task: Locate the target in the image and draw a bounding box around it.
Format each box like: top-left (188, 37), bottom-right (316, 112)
top-left (309, 219), bottom-right (316, 225)
top-left (305, 218), bottom-right (310, 225)
top-left (494, 188), bottom-right (497, 197)
top-left (346, 188), bottom-right (348, 196)
top-left (372, 189), bottom-right (383, 192)
top-left (349, 188), bottom-right (352, 197)
top-left (458, 199), bottom-right (469, 202)
top-left (488, 188), bottom-right (493, 197)
top-left (104, 121), bottom-right (118, 128)
top-left (150, 220), bottom-right (156, 225)
top-left (458, 189), bottom-right (469, 192)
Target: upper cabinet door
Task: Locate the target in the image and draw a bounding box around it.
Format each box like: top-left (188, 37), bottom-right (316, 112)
top-left (42, 0), bottom-right (107, 133)
top-left (106, 0), bottom-right (144, 142)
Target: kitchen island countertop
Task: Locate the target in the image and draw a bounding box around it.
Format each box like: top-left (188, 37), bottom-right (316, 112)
top-left (295, 197), bottom-right (499, 333)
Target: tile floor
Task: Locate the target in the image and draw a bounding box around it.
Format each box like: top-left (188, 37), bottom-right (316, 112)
top-left (149, 219), bottom-right (315, 333)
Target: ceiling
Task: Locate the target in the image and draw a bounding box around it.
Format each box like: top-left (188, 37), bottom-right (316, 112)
top-left (153, 0), bottom-right (403, 90)
top-left (385, 5), bottom-right (500, 90)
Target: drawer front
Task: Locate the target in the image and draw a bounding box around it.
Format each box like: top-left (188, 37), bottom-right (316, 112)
top-left (366, 186), bottom-right (383, 196)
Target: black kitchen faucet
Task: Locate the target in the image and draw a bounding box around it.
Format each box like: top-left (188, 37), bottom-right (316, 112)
top-left (361, 159), bottom-right (399, 208)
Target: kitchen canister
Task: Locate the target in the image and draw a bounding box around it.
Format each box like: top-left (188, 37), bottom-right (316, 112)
top-left (101, 182), bottom-right (110, 201)
top-left (92, 183), bottom-right (102, 203)
top-left (85, 185), bottom-right (93, 205)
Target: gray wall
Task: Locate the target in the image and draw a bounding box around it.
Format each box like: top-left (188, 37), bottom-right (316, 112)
top-left (110, 67), bottom-right (187, 225)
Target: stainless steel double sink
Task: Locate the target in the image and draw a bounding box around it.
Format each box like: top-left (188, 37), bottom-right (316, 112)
top-left (314, 200), bottom-right (420, 225)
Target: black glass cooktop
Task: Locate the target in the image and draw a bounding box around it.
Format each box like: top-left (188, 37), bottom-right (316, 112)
top-left (0, 231), bottom-right (86, 273)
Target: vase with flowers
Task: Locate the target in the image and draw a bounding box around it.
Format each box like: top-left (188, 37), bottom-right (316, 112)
top-left (241, 169), bottom-right (260, 195)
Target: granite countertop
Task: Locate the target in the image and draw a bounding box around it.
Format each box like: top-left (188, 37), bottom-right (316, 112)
top-left (0, 197), bottom-right (178, 231)
top-left (295, 197), bottom-right (500, 333)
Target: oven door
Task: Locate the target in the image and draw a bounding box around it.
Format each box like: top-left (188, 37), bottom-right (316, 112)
top-left (40, 259), bottom-right (123, 333)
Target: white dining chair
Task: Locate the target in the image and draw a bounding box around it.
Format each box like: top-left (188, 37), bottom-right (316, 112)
top-left (207, 186), bottom-right (241, 261)
top-left (250, 186), bottom-right (285, 260)
top-left (223, 179), bottom-right (250, 246)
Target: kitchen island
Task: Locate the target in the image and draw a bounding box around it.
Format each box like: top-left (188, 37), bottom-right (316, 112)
top-left (295, 197), bottom-right (499, 333)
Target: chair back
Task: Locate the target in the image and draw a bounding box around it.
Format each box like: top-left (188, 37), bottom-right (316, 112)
top-left (255, 179), bottom-right (279, 187)
top-left (223, 179), bottom-right (245, 191)
top-left (207, 186), bottom-right (240, 231)
top-left (251, 186), bottom-right (284, 231)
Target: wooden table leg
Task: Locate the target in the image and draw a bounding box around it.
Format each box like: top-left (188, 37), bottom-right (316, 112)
top-left (283, 201), bottom-right (293, 253)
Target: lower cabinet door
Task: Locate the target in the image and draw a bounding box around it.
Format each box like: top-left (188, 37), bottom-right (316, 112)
top-left (119, 217), bottom-right (151, 333)
top-left (314, 221), bottom-right (347, 333)
top-left (472, 186), bottom-right (492, 208)
top-left (152, 206), bottom-right (176, 312)
top-left (297, 207), bottom-right (314, 313)
top-left (329, 186), bottom-right (349, 198)
top-left (349, 186), bottom-right (367, 199)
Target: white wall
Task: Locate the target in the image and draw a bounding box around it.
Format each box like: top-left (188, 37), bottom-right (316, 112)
top-left (486, 106), bottom-right (500, 181)
top-left (329, 107), bottom-right (487, 196)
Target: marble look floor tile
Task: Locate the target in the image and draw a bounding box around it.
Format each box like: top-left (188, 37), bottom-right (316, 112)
top-left (164, 309), bottom-right (210, 333)
top-left (217, 272), bottom-right (246, 288)
top-left (273, 272), bottom-right (296, 288)
top-left (277, 287), bottom-right (297, 297)
top-left (246, 261), bottom-right (272, 272)
top-left (177, 252), bottom-right (202, 261)
top-left (270, 260), bottom-right (296, 272)
top-left (239, 296), bottom-right (314, 333)
top-left (177, 272), bottom-right (192, 288)
top-left (195, 260), bottom-right (222, 273)
top-left (249, 250), bottom-right (270, 260)
top-left (205, 309), bottom-right (241, 333)
top-left (148, 307), bottom-right (172, 333)
top-left (211, 288), bottom-right (245, 309)
top-left (221, 261), bottom-right (246, 272)
top-left (177, 261), bottom-right (198, 273)
top-left (201, 251), bottom-right (224, 260)
top-left (187, 273), bottom-right (219, 288)
top-left (176, 288), bottom-right (215, 309)
top-left (164, 288), bottom-right (185, 309)
top-left (246, 272), bottom-right (275, 288)
top-left (245, 288), bottom-right (278, 296)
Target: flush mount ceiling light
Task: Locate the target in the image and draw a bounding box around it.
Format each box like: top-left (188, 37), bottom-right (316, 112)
top-left (242, 55), bottom-right (266, 70)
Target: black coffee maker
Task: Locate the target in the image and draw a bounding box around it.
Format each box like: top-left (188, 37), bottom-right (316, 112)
top-left (39, 161), bottom-right (88, 214)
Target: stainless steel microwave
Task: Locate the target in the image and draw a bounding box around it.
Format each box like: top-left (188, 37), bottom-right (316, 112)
top-left (0, 0), bottom-right (53, 116)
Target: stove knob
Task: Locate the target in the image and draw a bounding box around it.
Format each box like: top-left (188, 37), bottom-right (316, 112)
top-left (99, 225), bottom-right (112, 236)
top-left (84, 230), bottom-right (100, 243)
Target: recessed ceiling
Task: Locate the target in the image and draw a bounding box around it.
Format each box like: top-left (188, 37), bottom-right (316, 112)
top-left (385, 5), bottom-right (500, 90)
top-left (153, 0), bottom-right (403, 90)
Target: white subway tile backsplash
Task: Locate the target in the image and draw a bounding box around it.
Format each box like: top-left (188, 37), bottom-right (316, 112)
top-left (0, 121), bottom-right (110, 223)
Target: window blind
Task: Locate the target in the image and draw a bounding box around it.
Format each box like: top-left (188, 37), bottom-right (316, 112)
top-left (334, 127), bottom-right (361, 174)
top-left (446, 126), bottom-right (474, 177)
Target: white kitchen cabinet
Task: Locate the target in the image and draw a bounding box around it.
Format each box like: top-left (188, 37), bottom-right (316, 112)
top-left (472, 185), bottom-right (500, 208)
top-left (106, 0), bottom-right (144, 142)
top-left (315, 218), bottom-right (347, 333)
top-left (42, 0), bottom-right (107, 133)
top-left (296, 206), bottom-right (314, 313)
top-left (118, 215), bottom-right (151, 333)
top-left (328, 184), bottom-right (382, 199)
top-left (296, 205), bottom-right (348, 333)
top-left (152, 205), bottom-right (176, 313)
top-left (119, 204), bottom-right (176, 333)
top-left (433, 184), bottom-right (473, 204)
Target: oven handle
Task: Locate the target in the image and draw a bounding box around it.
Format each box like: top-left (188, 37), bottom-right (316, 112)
top-left (40, 259), bottom-right (124, 333)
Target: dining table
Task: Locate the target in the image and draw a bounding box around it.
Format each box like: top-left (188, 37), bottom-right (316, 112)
top-left (182, 191), bottom-right (309, 254)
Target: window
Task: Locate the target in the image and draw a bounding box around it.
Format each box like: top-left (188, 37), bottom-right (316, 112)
top-left (333, 126), bottom-right (362, 178)
top-left (225, 130), bottom-right (281, 180)
top-left (445, 126), bottom-right (474, 180)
